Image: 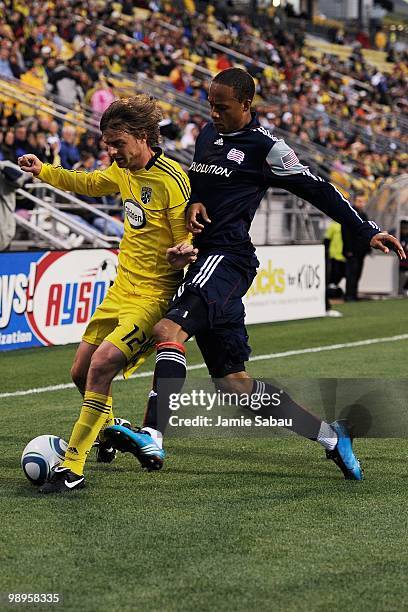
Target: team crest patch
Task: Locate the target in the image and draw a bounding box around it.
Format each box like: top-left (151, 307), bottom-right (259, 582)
top-left (141, 186), bottom-right (152, 204)
top-left (227, 148), bottom-right (245, 164)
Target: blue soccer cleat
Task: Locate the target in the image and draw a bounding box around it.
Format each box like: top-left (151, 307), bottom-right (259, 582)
top-left (326, 420), bottom-right (364, 480)
top-left (103, 425), bottom-right (165, 471)
top-left (95, 418), bottom-right (131, 464)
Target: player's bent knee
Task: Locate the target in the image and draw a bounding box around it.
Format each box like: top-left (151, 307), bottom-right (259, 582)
top-left (87, 347), bottom-right (124, 386)
top-left (87, 359), bottom-right (116, 387)
top-left (153, 319), bottom-right (181, 344)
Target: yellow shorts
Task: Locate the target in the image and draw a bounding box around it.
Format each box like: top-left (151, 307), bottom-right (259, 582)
top-left (82, 282), bottom-right (169, 379)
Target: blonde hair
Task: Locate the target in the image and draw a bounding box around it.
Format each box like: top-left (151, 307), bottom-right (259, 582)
top-left (100, 95), bottom-right (163, 146)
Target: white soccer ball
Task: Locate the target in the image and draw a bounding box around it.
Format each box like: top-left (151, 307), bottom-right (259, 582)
top-left (21, 435), bottom-right (67, 486)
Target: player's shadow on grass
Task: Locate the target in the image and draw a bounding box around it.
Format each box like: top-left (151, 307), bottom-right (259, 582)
top-left (181, 445), bottom-right (310, 463)
top-left (91, 465), bottom-right (142, 474)
top-left (11, 483), bottom-right (57, 498)
top-left (167, 467), bottom-right (340, 481)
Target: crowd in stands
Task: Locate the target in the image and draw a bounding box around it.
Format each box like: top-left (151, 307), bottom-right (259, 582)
top-left (0, 0), bottom-right (406, 202)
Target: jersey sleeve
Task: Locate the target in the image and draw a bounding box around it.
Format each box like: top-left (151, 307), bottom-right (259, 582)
top-left (166, 166), bottom-right (191, 210)
top-left (38, 163), bottom-right (120, 197)
top-left (266, 139), bottom-right (309, 175)
top-left (265, 140), bottom-right (381, 244)
top-left (187, 128), bottom-right (205, 208)
top-left (167, 202), bottom-right (192, 245)
top-left (165, 167), bottom-right (192, 244)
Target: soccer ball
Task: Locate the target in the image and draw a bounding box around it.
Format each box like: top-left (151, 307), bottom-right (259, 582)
top-left (21, 435), bottom-right (67, 486)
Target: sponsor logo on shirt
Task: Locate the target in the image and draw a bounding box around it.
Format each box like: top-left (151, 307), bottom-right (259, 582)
top-left (141, 186), bottom-right (152, 204)
top-left (124, 199), bottom-right (146, 229)
top-left (214, 138), bottom-right (223, 145)
top-left (189, 162), bottom-right (232, 177)
top-left (227, 148), bottom-right (245, 164)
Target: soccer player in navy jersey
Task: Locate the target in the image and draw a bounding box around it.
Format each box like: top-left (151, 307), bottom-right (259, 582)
top-left (105, 69), bottom-right (405, 480)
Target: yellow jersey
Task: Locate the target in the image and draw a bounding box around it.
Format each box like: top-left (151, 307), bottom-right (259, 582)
top-left (39, 148), bottom-right (191, 299)
top-left (325, 222), bottom-right (345, 262)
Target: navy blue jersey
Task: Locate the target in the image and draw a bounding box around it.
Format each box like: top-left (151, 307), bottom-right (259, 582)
top-left (188, 113), bottom-right (380, 258)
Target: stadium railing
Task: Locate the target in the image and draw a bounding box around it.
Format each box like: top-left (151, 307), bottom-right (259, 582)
top-left (251, 188), bottom-right (325, 245)
top-left (0, 77), bottom-right (99, 135)
top-left (15, 189), bottom-right (114, 250)
top-left (6, 163), bottom-right (122, 251)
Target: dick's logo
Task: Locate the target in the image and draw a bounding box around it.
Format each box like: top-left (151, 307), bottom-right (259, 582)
top-left (124, 199), bottom-right (146, 229)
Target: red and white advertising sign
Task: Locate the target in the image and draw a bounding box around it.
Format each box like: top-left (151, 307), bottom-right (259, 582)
top-left (26, 249), bottom-right (118, 346)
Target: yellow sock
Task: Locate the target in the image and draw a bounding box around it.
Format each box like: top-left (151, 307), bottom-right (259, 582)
top-left (62, 391), bottom-right (113, 475)
top-left (98, 406), bottom-right (115, 443)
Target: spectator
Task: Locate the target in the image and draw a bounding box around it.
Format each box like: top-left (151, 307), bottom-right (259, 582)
top-left (59, 126), bottom-right (80, 169)
top-left (1, 130), bottom-right (17, 162)
top-left (342, 191), bottom-right (371, 301)
top-left (0, 163), bottom-right (27, 250)
top-left (0, 48), bottom-right (14, 79)
top-left (47, 121), bottom-right (61, 150)
top-left (49, 61), bottom-right (84, 108)
top-left (20, 64), bottom-right (47, 93)
top-left (79, 132), bottom-right (100, 158)
top-left (169, 65), bottom-right (187, 92)
top-left (216, 53), bottom-right (232, 71)
top-left (36, 132), bottom-right (60, 165)
top-left (180, 122), bottom-right (199, 148)
top-left (90, 78), bottom-right (116, 123)
top-left (14, 125), bottom-right (29, 159)
top-left (9, 52), bottom-right (24, 79)
top-left (325, 221), bottom-right (346, 298)
top-left (72, 151), bottom-right (96, 172)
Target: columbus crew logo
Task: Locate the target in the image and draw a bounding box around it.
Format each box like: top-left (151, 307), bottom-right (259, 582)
top-left (141, 186), bottom-right (152, 205)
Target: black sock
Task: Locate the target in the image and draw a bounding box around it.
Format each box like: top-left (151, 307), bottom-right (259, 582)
top-left (249, 380), bottom-right (322, 440)
top-left (143, 342), bottom-right (186, 435)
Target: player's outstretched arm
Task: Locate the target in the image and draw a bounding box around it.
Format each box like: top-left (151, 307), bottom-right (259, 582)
top-left (370, 232), bottom-right (406, 260)
top-left (166, 242), bottom-right (198, 270)
top-left (18, 154), bottom-right (118, 197)
top-left (265, 139), bottom-right (393, 251)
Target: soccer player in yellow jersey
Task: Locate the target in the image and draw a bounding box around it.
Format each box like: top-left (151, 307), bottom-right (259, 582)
top-left (18, 95), bottom-right (197, 493)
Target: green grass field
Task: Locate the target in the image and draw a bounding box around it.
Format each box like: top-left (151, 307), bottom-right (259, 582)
top-left (1, 299), bottom-right (408, 611)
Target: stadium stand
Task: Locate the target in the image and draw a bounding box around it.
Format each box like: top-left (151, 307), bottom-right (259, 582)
top-left (0, 0), bottom-right (406, 250)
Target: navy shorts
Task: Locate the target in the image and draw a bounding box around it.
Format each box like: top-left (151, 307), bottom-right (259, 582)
top-left (166, 252), bottom-right (258, 378)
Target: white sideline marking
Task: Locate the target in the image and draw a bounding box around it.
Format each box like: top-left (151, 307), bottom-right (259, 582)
top-left (1, 333), bottom-right (407, 399)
